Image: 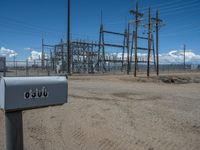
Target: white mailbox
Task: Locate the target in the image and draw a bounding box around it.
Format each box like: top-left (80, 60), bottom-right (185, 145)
top-left (0, 76), bottom-right (67, 112)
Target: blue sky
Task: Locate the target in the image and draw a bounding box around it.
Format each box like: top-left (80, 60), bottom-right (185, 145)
top-left (0, 0), bottom-right (199, 60)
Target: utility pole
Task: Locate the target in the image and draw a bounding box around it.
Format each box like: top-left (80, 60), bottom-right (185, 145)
top-left (147, 7), bottom-right (151, 77)
top-left (130, 0), bottom-right (143, 77)
top-left (184, 44), bottom-right (186, 70)
top-left (151, 8), bottom-right (163, 76)
top-left (156, 8), bottom-right (159, 76)
top-left (42, 39), bottom-right (44, 69)
top-left (134, 1), bottom-right (138, 77)
top-left (127, 23), bottom-right (130, 75)
top-left (121, 29), bottom-right (126, 72)
top-left (67, 0), bottom-right (71, 74)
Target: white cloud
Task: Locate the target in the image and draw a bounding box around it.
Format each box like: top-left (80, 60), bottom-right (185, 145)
top-left (27, 50), bottom-right (49, 61)
top-left (28, 50), bottom-right (42, 61)
top-left (159, 50), bottom-right (200, 64)
top-left (0, 47), bottom-right (17, 58)
top-left (24, 47), bottom-right (32, 51)
top-left (107, 50), bottom-right (200, 64)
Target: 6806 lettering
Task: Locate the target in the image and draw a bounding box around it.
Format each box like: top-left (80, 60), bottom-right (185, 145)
top-left (24, 87), bottom-right (49, 99)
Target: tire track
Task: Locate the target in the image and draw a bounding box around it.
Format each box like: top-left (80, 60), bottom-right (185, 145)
top-left (98, 138), bottom-right (128, 150)
top-left (71, 127), bottom-right (87, 150)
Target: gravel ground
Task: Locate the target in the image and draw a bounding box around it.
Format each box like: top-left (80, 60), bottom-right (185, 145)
top-left (0, 73), bottom-right (200, 150)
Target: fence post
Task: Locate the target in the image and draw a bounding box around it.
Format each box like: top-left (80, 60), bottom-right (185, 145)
top-left (15, 62), bottom-right (17, 76)
top-left (26, 60), bottom-right (29, 76)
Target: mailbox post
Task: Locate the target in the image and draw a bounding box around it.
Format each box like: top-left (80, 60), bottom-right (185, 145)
top-left (5, 111), bottom-right (24, 150)
top-left (0, 76), bottom-right (68, 150)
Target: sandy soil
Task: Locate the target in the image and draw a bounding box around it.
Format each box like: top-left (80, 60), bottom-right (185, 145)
top-left (0, 73), bottom-right (200, 150)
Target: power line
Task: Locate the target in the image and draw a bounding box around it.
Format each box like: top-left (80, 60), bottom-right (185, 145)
top-left (158, 2), bottom-right (200, 15)
top-left (141, 0), bottom-right (199, 12)
top-left (0, 16), bottom-right (66, 35)
top-left (140, 0), bottom-right (183, 10)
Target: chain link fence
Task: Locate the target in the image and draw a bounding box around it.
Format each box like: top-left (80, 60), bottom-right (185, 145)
top-left (0, 60), bottom-right (199, 77)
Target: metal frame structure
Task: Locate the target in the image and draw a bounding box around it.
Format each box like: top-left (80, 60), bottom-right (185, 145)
top-left (40, 1), bottom-right (163, 76)
top-left (97, 24), bottom-right (128, 73)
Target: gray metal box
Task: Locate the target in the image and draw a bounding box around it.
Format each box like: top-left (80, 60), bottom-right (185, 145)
top-left (0, 76), bottom-right (67, 112)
